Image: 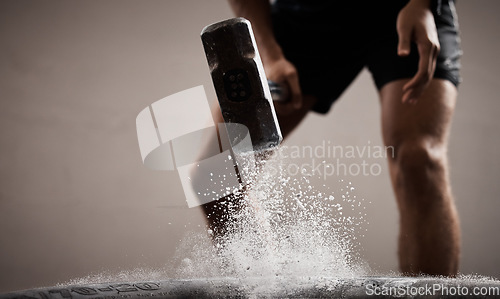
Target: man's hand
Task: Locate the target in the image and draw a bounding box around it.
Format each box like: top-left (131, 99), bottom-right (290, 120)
top-left (227, 0), bottom-right (303, 114)
top-left (397, 0), bottom-right (440, 104)
top-left (265, 56), bottom-right (302, 114)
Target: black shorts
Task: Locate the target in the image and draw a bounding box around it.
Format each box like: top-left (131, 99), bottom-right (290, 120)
top-left (271, 0), bottom-right (462, 114)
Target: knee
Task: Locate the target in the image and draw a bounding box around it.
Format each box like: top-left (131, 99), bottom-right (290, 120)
top-left (390, 139), bottom-right (447, 197)
top-left (396, 140), bottom-right (444, 171)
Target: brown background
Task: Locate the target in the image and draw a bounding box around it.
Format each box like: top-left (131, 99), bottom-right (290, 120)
top-left (1, 0), bottom-right (499, 292)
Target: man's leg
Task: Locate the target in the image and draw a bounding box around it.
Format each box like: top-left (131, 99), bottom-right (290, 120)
top-left (276, 95), bottom-right (318, 138)
top-left (380, 79), bottom-right (460, 276)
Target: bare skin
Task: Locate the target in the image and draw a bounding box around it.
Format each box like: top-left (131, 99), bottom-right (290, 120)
top-left (203, 0), bottom-right (462, 276)
top-left (380, 79), bottom-right (460, 276)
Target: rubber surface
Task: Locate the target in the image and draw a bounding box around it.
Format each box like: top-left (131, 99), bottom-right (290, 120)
top-left (1, 276), bottom-right (500, 298)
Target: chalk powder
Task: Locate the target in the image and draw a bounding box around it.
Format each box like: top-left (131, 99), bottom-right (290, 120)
top-left (62, 146), bottom-right (372, 296)
top-left (173, 146), bottom-right (370, 294)
top-left (60, 146), bottom-right (499, 296)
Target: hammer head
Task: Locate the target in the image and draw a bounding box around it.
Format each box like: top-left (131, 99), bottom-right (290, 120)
top-left (201, 18), bottom-right (282, 153)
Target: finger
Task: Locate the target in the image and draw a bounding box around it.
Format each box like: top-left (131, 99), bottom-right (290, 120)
top-left (402, 40), bottom-right (440, 104)
top-left (402, 88), bottom-right (418, 105)
top-left (429, 42), bottom-right (439, 79)
top-left (402, 42), bottom-right (433, 98)
top-left (397, 26), bottom-right (412, 56)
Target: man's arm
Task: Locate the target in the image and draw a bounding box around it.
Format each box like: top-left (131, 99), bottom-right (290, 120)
top-left (397, 0), bottom-right (441, 104)
top-left (228, 0), bottom-right (302, 112)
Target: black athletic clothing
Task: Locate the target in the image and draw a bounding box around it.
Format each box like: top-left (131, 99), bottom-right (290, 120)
top-left (271, 0), bottom-right (462, 114)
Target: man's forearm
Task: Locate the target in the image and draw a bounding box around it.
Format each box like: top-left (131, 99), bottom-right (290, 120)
top-left (227, 0), bottom-right (283, 64)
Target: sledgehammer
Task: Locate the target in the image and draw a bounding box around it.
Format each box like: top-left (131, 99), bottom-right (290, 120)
top-left (201, 17), bottom-right (286, 153)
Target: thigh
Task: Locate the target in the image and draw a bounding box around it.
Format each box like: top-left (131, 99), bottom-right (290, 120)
top-left (380, 79), bottom-right (457, 150)
top-left (276, 95), bottom-right (317, 139)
